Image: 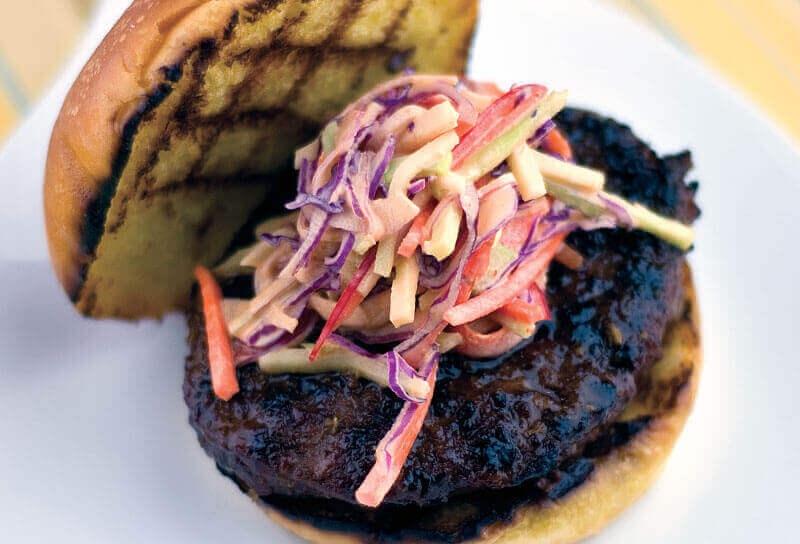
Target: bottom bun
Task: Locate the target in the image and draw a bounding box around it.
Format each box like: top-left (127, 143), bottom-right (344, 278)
top-left (252, 267), bottom-right (701, 544)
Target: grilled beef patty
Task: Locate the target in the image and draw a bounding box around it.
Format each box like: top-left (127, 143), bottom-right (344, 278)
top-left (183, 109), bottom-right (700, 514)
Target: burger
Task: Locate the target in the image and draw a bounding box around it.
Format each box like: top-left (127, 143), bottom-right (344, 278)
top-left (44, 1), bottom-right (701, 542)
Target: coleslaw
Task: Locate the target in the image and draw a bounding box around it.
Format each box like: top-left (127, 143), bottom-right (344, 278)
top-left (196, 74), bottom-right (695, 507)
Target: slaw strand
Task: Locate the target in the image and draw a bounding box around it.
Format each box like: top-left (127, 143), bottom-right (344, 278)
top-left (309, 248), bottom-right (377, 361)
top-left (555, 244), bottom-right (584, 270)
top-left (455, 323), bottom-right (525, 358)
top-left (194, 266), bottom-right (238, 401)
top-left (444, 233), bottom-right (567, 327)
top-left (452, 84), bottom-right (547, 169)
top-left (494, 284), bottom-right (551, 338)
top-left (355, 350), bottom-right (439, 508)
top-left (456, 90), bottom-right (568, 182)
top-left (397, 203), bottom-right (434, 257)
top-left (542, 127), bottom-right (573, 160)
top-left (400, 242), bottom-right (488, 366)
top-left (258, 343), bottom-right (430, 402)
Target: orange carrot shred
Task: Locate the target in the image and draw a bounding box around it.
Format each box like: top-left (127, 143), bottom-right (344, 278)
top-left (497, 301), bottom-right (546, 325)
top-left (463, 238), bottom-right (493, 282)
top-left (194, 266), bottom-right (239, 401)
top-left (354, 362), bottom-right (438, 507)
top-left (555, 243), bottom-right (584, 270)
top-left (454, 323), bottom-right (523, 359)
top-left (398, 204), bottom-right (434, 258)
top-left (543, 128), bottom-right (573, 161)
top-left (444, 233), bottom-right (566, 327)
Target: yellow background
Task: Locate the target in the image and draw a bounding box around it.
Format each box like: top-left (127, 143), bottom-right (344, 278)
top-left (0, 0), bottom-right (798, 144)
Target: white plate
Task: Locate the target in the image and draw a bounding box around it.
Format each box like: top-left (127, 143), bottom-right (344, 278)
top-left (1, 0), bottom-right (798, 541)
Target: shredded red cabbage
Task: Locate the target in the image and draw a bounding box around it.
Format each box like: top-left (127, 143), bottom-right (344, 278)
top-left (327, 333), bottom-right (377, 359)
top-left (283, 209), bottom-right (332, 274)
top-left (325, 232), bottom-right (356, 268)
top-left (417, 236), bottom-right (465, 289)
top-left (386, 350), bottom-right (426, 403)
top-left (375, 84), bottom-right (412, 108)
top-left (528, 119), bottom-right (556, 147)
top-left (407, 177), bottom-right (428, 196)
top-left (237, 311), bottom-right (318, 362)
top-left (369, 135), bottom-right (396, 198)
top-left (347, 328), bottom-right (415, 345)
top-left (260, 232), bottom-right (300, 249)
top-left (396, 185), bottom-right (478, 355)
top-left (418, 253), bottom-right (444, 278)
top-left (285, 193), bottom-right (344, 214)
top-left (598, 193), bottom-right (634, 227)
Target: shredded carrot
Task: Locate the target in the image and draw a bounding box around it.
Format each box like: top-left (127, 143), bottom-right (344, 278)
top-left (464, 238), bottom-right (493, 282)
top-left (474, 174), bottom-right (493, 190)
top-left (401, 315), bottom-right (446, 368)
top-left (309, 249), bottom-right (377, 361)
top-left (357, 260), bottom-right (462, 504)
top-left (354, 361), bottom-right (438, 507)
top-left (194, 266), bottom-right (239, 401)
top-left (444, 233), bottom-right (566, 327)
top-left (456, 119), bottom-right (474, 139)
top-left (500, 198), bottom-right (550, 250)
top-left (397, 204), bottom-right (434, 258)
top-left (527, 283), bottom-right (551, 320)
top-left (457, 245), bottom-right (551, 359)
top-left (454, 323), bottom-right (523, 359)
top-left (555, 243), bottom-right (584, 270)
top-left (452, 84), bottom-right (547, 170)
top-left (496, 296), bottom-right (549, 326)
top-left (542, 128), bottom-right (573, 161)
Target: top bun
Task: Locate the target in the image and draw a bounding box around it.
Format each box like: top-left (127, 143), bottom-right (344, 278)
top-left (44, 0), bottom-right (478, 318)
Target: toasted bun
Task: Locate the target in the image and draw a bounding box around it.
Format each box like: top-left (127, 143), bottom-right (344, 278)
top-left (45, 0), bottom-right (479, 318)
top-left (251, 267), bottom-right (700, 543)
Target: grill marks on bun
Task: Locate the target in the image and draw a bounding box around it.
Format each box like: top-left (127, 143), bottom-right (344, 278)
top-left (45, 0), bottom-right (479, 318)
